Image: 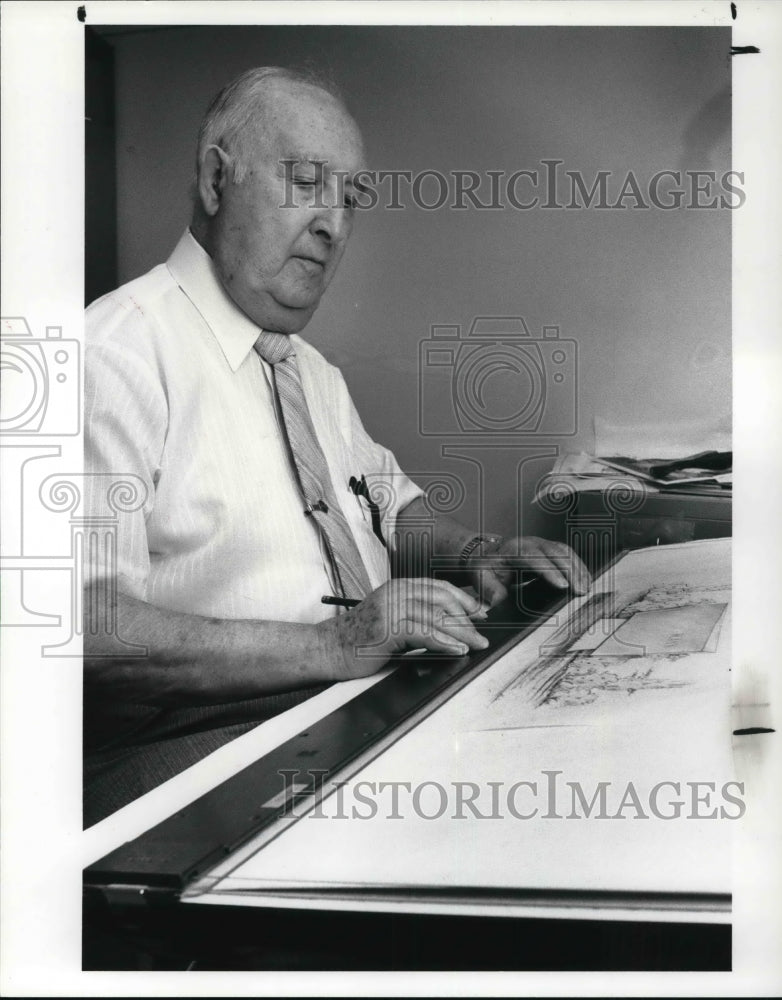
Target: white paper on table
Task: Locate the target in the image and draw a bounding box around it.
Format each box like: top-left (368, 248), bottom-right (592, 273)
top-left (187, 540), bottom-right (734, 907)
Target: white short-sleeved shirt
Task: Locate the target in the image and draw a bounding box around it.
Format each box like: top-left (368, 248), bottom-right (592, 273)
top-left (84, 230), bottom-right (423, 624)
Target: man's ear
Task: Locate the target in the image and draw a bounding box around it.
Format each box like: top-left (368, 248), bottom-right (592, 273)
top-left (197, 145), bottom-right (232, 217)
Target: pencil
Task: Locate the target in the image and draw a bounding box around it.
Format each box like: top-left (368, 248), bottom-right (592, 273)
top-left (321, 595), bottom-right (361, 608)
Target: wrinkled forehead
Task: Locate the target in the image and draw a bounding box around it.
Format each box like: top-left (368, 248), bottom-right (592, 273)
top-left (244, 81), bottom-right (366, 173)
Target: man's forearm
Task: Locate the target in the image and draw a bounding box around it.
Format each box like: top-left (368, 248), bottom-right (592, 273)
top-left (85, 498), bottom-right (501, 708)
top-left (395, 496), bottom-right (495, 574)
top-left (84, 589), bottom-right (339, 707)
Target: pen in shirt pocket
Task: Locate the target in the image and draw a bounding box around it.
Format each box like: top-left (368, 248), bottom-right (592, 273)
top-left (348, 474), bottom-right (387, 548)
top-left (348, 476), bottom-right (368, 521)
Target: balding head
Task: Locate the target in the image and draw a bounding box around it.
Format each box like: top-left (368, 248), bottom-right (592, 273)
top-left (194, 66), bottom-right (353, 184)
top-left (191, 68), bottom-right (366, 334)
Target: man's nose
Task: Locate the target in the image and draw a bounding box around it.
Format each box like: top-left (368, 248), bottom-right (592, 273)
top-left (310, 202), bottom-right (351, 246)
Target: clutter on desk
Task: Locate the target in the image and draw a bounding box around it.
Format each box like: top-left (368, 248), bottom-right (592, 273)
top-left (598, 451), bottom-right (732, 487)
top-left (534, 451), bottom-right (732, 505)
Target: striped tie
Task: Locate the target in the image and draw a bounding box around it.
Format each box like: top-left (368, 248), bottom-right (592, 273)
top-left (254, 332), bottom-right (372, 601)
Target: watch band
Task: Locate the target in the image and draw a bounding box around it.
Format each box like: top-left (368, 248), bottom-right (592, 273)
top-left (459, 533), bottom-right (504, 568)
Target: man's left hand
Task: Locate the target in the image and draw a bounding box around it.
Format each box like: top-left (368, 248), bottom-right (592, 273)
top-left (465, 536), bottom-right (591, 608)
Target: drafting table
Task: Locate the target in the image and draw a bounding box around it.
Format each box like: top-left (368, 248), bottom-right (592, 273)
top-left (83, 539), bottom-right (740, 970)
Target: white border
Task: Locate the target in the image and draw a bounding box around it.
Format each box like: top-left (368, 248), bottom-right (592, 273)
top-left (2, 1), bottom-right (780, 996)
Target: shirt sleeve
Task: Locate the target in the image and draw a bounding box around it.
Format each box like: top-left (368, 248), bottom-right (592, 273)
top-left (84, 297), bottom-right (168, 600)
top-left (341, 386), bottom-right (425, 556)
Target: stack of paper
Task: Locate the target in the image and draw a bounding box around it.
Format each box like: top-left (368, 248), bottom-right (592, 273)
top-left (534, 452), bottom-right (731, 506)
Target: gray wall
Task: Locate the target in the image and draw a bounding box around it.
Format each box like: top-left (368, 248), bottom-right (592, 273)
top-left (107, 25), bottom-right (731, 539)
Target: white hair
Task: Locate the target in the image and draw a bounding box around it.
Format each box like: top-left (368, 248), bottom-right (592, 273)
top-left (195, 65), bottom-right (344, 184)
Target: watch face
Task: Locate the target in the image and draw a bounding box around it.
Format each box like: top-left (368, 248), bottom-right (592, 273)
top-left (460, 534), bottom-right (499, 568)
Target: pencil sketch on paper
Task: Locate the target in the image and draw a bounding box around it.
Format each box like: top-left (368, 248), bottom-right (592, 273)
top-left (472, 540), bottom-right (732, 729)
top-left (492, 585), bottom-right (729, 712)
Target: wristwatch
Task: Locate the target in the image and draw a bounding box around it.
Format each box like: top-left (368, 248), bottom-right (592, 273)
top-left (459, 533), bottom-right (504, 569)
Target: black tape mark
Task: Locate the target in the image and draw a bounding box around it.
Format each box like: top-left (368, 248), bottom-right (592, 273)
top-left (730, 45), bottom-right (760, 55)
top-left (77, 5), bottom-right (86, 21)
top-left (731, 3), bottom-right (737, 20)
top-left (733, 727), bottom-right (775, 735)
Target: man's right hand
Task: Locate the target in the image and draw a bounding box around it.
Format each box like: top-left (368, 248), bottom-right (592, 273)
top-left (318, 579), bottom-right (490, 681)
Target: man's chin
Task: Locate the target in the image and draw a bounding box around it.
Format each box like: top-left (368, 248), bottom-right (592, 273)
top-left (240, 293), bottom-right (319, 335)
top-left (264, 301), bottom-right (319, 335)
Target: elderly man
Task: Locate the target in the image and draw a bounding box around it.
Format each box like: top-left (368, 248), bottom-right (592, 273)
top-left (84, 67), bottom-right (589, 824)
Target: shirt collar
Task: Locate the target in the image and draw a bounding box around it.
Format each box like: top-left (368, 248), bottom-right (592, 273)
top-left (166, 229), bottom-right (263, 372)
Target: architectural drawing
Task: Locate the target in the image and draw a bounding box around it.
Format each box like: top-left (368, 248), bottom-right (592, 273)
top-left (493, 586), bottom-right (728, 710)
top-left (471, 539), bottom-right (732, 730)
